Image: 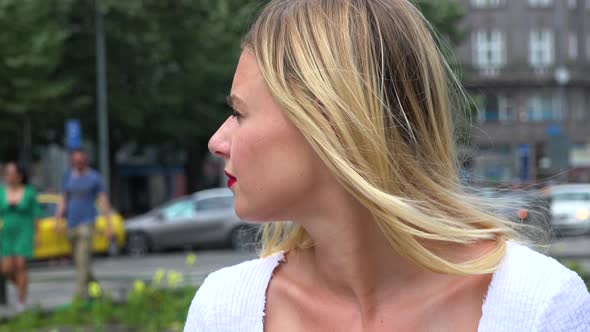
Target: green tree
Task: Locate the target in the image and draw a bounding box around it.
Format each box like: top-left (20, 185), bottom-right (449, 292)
top-left (0, 0), bottom-right (76, 163)
top-left (413, 0), bottom-right (476, 148)
top-left (53, 0), bottom-right (263, 191)
top-left (72, 0), bottom-right (465, 192)
top-left (414, 0), bottom-right (465, 46)
top-left (0, 0), bottom-right (467, 193)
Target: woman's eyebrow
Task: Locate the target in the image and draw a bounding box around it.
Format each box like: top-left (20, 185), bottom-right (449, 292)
top-left (227, 95), bottom-right (247, 110)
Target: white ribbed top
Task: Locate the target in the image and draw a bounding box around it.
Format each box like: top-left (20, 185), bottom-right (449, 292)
top-left (184, 242), bottom-right (590, 331)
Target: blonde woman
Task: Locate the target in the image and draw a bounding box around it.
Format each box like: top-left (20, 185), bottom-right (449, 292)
top-left (184, 0), bottom-right (590, 331)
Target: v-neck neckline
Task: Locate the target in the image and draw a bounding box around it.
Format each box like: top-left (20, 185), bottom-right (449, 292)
top-left (259, 244), bottom-right (510, 332)
top-left (3, 186), bottom-right (27, 207)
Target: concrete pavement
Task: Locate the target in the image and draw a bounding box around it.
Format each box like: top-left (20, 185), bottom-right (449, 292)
top-left (0, 250), bottom-right (256, 318)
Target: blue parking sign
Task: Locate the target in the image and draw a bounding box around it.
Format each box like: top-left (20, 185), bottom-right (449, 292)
top-left (66, 119), bottom-right (82, 149)
top-left (518, 144), bottom-right (530, 182)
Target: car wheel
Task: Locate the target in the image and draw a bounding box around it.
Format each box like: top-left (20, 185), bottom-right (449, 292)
top-left (230, 226), bottom-right (256, 252)
top-left (126, 232), bottom-right (150, 256)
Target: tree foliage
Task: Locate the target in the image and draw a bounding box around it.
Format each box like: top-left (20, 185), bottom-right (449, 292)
top-left (413, 0), bottom-right (465, 46)
top-left (0, 0), bottom-right (465, 188)
top-left (0, 0), bottom-right (76, 159)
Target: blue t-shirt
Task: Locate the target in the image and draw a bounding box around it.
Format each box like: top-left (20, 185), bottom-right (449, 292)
top-left (63, 169), bottom-right (105, 228)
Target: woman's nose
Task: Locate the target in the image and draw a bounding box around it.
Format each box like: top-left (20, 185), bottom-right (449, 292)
top-left (208, 118), bottom-right (232, 158)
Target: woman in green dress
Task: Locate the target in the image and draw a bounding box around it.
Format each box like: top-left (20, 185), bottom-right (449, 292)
top-left (0, 162), bottom-right (42, 312)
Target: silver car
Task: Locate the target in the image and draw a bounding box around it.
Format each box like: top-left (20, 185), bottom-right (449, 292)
top-left (124, 188), bottom-right (258, 255)
top-left (546, 184), bottom-right (590, 237)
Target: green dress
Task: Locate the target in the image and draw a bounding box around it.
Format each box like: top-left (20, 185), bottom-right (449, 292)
top-left (0, 186), bottom-right (42, 259)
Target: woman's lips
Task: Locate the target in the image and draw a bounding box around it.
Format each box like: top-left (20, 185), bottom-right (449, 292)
top-left (225, 170), bottom-right (237, 188)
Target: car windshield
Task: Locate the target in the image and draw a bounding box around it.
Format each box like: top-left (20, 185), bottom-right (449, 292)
top-left (552, 192), bottom-right (590, 202)
top-left (160, 199), bottom-right (197, 220)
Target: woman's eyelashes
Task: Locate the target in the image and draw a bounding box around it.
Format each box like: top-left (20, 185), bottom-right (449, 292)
top-left (231, 109), bottom-right (242, 119)
top-left (225, 102), bottom-right (243, 121)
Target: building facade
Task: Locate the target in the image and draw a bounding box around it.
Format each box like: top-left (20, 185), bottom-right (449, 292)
top-left (455, 0), bottom-right (590, 184)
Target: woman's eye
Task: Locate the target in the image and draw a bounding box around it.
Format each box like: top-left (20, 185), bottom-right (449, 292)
top-left (231, 110), bottom-right (242, 119)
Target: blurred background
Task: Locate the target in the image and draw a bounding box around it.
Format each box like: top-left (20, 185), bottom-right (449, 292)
top-left (0, 0), bottom-right (589, 326)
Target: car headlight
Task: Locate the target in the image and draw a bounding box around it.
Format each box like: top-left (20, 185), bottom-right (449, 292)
top-left (575, 209), bottom-right (590, 221)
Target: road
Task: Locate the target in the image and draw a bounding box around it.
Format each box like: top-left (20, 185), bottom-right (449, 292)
top-left (0, 235), bottom-right (589, 318)
top-left (0, 249), bottom-right (257, 318)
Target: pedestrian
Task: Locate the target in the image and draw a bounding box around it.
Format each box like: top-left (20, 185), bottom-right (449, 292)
top-left (54, 149), bottom-right (113, 300)
top-left (184, 0), bottom-right (590, 331)
top-left (0, 162), bottom-right (42, 312)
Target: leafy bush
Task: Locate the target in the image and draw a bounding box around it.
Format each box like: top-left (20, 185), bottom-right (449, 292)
top-left (563, 261), bottom-right (590, 290)
top-left (0, 270), bottom-right (196, 332)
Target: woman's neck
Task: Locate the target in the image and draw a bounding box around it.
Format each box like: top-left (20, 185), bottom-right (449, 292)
top-left (7, 183), bottom-right (23, 190)
top-left (290, 187), bottom-right (433, 313)
top-left (289, 183), bottom-right (496, 320)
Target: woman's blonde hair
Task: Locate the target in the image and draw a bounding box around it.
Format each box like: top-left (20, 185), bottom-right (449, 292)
top-left (243, 0), bottom-right (520, 275)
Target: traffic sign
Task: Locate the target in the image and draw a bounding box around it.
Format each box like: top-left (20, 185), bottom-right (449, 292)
top-left (66, 119), bottom-right (82, 150)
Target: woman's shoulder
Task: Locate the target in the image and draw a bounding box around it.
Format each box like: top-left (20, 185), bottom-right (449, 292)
top-left (499, 241), bottom-right (578, 280)
top-left (24, 185), bottom-right (38, 198)
top-left (0, 186), bottom-right (5, 209)
top-left (480, 241), bottom-right (590, 331)
top-left (183, 251), bottom-right (285, 332)
top-left (197, 251), bottom-right (285, 296)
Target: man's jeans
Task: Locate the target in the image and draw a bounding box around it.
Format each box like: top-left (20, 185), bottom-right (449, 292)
top-left (67, 223), bottom-right (95, 299)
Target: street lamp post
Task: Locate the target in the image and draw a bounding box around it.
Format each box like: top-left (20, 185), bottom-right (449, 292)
top-left (552, 66), bottom-right (571, 182)
top-left (96, 1), bottom-right (110, 194)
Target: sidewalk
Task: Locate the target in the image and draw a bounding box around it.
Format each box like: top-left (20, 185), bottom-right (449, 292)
top-left (0, 250), bottom-right (256, 319)
top-left (0, 265), bottom-right (207, 319)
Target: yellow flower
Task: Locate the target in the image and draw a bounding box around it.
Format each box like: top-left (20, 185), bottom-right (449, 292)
top-left (152, 268), bottom-right (166, 285)
top-left (88, 281), bottom-right (102, 298)
top-left (167, 270), bottom-right (184, 288)
top-left (185, 253), bottom-right (197, 267)
top-left (168, 321), bottom-right (184, 332)
top-left (133, 279), bottom-right (146, 294)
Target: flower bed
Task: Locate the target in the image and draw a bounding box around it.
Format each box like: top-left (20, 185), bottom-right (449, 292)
top-left (0, 255), bottom-right (199, 332)
top-left (0, 284), bottom-right (195, 332)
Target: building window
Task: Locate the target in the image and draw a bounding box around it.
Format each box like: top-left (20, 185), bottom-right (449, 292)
top-left (568, 33), bottom-right (578, 59)
top-left (568, 0), bottom-right (577, 8)
top-left (471, 0), bottom-right (502, 8)
top-left (529, 30), bottom-right (554, 68)
top-left (527, 95), bottom-right (560, 122)
top-left (528, 0), bottom-right (553, 7)
top-left (478, 94), bottom-right (510, 122)
top-left (474, 30), bottom-right (506, 70)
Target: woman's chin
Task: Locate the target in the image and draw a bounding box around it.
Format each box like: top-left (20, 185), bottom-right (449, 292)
top-left (234, 204), bottom-right (279, 223)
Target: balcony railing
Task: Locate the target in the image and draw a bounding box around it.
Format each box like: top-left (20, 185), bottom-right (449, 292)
top-left (458, 63), bottom-right (590, 87)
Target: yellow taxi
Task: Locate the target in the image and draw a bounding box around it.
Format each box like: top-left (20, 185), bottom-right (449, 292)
top-left (33, 193), bottom-right (126, 260)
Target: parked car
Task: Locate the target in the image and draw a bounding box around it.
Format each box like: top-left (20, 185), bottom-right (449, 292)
top-left (124, 188), bottom-right (258, 256)
top-left (34, 193), bottom-right (126, 260)
top-left (544, 184), bottom-right (590, 237)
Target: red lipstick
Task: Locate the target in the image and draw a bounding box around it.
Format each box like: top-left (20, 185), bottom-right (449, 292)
top-left (225, 170), bottom-right (237, 188)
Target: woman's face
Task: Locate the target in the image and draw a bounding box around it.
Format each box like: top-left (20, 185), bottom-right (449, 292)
top-left (4, 164), bottom-right (22, 186)
top-left (208, 50), bottom-right (330, 222)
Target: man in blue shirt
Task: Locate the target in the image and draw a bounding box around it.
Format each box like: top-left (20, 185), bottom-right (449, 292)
top-left (54, 149), bottom-right (112, 299)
